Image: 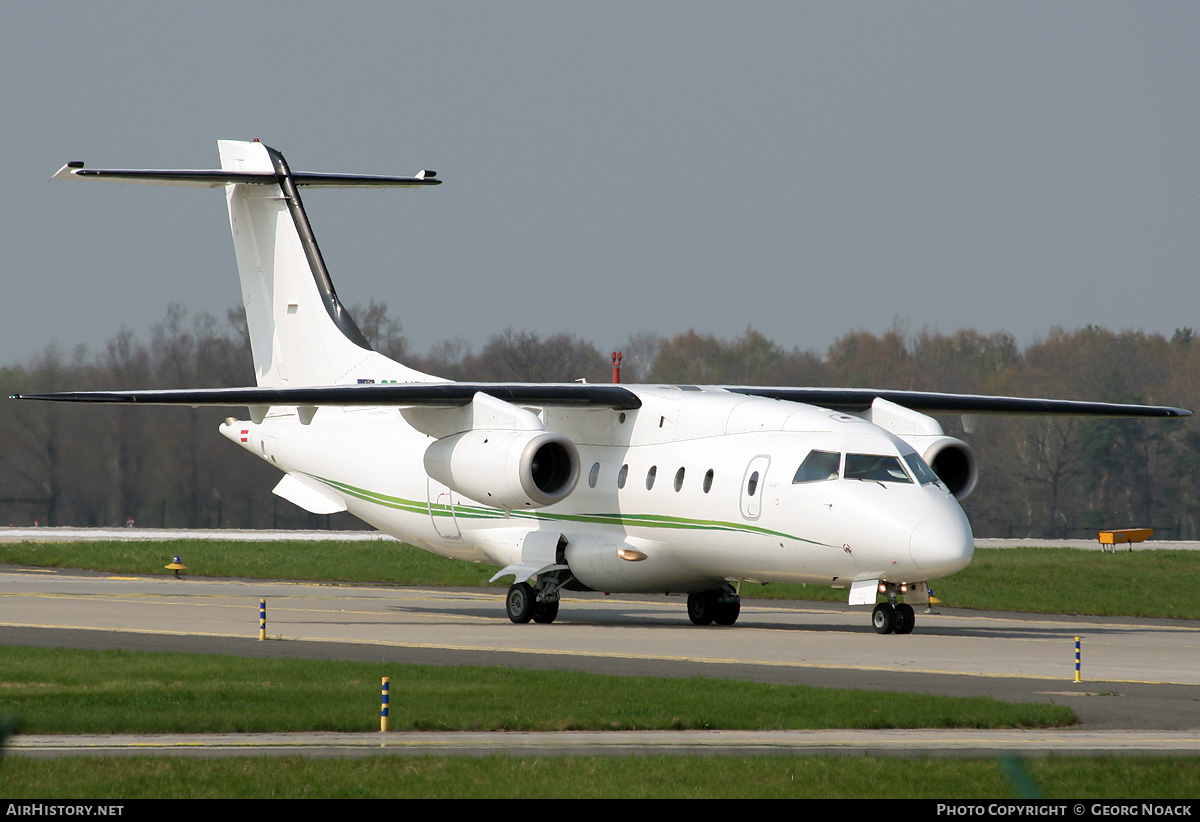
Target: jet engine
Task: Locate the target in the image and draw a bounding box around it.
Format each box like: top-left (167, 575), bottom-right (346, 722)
top-left (424, 429), bottom-right (581, 509)
top-left (909, 435), bottom-right (978, 501)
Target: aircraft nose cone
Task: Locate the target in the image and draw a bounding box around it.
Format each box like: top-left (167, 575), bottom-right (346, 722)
top-left (909, 512), bottom-right (974, 576)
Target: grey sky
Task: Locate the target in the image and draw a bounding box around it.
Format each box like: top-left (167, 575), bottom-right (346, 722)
top-left (3, 2), bottom-right (1197, 371)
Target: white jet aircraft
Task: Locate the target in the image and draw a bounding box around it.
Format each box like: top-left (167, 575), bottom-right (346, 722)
top-left (20, 140), bottom-right (1191, 634)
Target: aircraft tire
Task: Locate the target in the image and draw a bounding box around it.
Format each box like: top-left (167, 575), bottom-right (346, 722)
top-left (532, 599), bottom-right (560, 624)
top-left (894, 603), bottom-right (915, 634)
top-left (506, 582), bottom-right (536, 624)
top-left (687, 591), bottom-right (717, 625)
top-left (872, 602), bottom-right (896, 635)
top-left (714, 598), bottom-right (741, 626)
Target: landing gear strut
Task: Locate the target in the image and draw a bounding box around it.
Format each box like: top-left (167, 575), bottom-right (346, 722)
top-left (687, 584), bottom-right (741, 626)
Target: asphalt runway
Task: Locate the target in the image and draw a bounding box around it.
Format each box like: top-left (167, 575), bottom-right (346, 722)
top-left (3, 565), bottom-right (1200, 757)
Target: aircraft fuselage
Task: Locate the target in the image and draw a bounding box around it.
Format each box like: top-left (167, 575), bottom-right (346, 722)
top-left (224, 386), bottom-right (974, 594)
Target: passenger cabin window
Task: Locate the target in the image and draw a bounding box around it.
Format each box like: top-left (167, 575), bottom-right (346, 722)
top-left (746, 471), bottom-right (760, 497)
top-left (902, 451), bottom-right (940, 485)
top-left (646, 465), bottom-right (657, 490)
top-left (588, 462), bottom-right (600, 488)
top-left (844, 454), bottom-right (912, 484)
top-left (617, 464), bottom-right (629, 489)
top-left (793, 450), bottom-right (840, 483)
top-left (703, 469), bottom-right (714, 493)
top-left (674, 467), bottom-right (685, 492)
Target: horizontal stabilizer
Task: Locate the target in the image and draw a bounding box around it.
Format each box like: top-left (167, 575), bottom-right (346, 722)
top-left (13, 382), bottom-right (643, 410)
top-left (52, 164), bottom-right (440, 188)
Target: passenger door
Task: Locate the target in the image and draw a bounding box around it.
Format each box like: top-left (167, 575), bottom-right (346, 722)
top-left (740, 455), bottom-right (771, 520)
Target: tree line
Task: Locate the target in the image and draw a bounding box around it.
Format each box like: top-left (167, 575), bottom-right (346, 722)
top-left (2, 302), bottom-right (1197, 539)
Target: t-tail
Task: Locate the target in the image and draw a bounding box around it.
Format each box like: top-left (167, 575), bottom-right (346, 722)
top-left (52, 139), bottom-right (442, 387)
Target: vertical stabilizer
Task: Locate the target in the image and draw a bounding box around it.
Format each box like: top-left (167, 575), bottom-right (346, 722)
top-left (217, 140), bottom-right (438, 387)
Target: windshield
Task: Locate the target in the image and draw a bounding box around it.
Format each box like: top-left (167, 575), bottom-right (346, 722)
top-left (901, 451), bottom-right (941, 485)
top-left (844, 453), bottom-right (912, 484)
top-left (793, 450), bottom-right (841, 483)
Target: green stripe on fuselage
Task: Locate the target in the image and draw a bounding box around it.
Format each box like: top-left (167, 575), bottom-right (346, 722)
top-left (308, 473), bottom-right (833, 548)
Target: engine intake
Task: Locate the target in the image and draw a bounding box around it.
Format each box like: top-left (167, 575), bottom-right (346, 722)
top-left (919, 436), bottom-right (978, 501)
top-left (424, 429), bottom-right (580, 509)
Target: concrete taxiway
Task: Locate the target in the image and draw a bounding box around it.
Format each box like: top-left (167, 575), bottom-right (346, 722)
top-left (11, 729), bottom-right (1200, 759)
top-left (2, 564), bottom-right (1200, 756)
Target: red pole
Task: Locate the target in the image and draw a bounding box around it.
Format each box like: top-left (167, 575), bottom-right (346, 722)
top-left (611, 352), bottom-right (622, 384)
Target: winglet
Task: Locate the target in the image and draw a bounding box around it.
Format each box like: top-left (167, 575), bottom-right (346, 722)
top-left (51, 162), bottom-right (85, 181)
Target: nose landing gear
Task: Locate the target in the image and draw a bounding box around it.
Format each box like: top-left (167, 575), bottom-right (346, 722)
top-left (871, 582), bottom-right (920, 634)
top-left (871, 601), bottom-right (915, 634)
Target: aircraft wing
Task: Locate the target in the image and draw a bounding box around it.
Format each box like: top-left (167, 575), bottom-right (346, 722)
top-left (11, 383), bottom-right (642, 409)
top-left (724, 387), bottom-right (1192, 417)
top-left (12, 382), bottom-right (1190, 418)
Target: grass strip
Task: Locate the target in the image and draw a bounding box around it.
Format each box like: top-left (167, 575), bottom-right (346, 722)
top-left (3, 540), bottom-right (1198, 618)
top-left (2, 755), bottom-right (1199, 799)
top-left (0, 645), bottom-right (1073, 734)
top-left (0, 538), bottom-right (500, 587)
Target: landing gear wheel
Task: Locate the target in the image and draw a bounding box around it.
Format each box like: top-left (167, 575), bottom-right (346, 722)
top-left (714, 597), bottom-right (741, 626)
top-left (687, 591), bottom-right (717, 625)
top-left (872, 602), bottom-right (896, 635)
top-left (893, 603), bottom-right (915, 635)
top-left (506, 582), bottom-right (536, 624)
top-left (532, 599), bottom-right (560, 624)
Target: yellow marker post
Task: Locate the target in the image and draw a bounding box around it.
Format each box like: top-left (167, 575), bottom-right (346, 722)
top-left (259, 598), bottom-right (266, 641)
top-left (1074, 636), bottom-right (1081, 683)
top-left (381, 677), bottom-right (390, 732)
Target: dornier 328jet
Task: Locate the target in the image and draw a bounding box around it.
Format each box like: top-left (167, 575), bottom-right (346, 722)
top-left (20, 140), bottom-right (1191, 634)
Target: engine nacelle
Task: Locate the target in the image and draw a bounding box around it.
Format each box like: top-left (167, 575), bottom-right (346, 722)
top-left (424, 429), bottom-right (580, 509)
top-left (903, 435), bottom-right (978, 501)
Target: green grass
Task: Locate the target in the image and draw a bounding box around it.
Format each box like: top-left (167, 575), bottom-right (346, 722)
top-left (0, 645), bottom-right (1073, 734)
top-left (931, 548), bottom-right (1200, 618)
top-left (0, 538), bottom-right (501, 587)
top-left (3, 539), bottom-right (1198, 619)
top-left (741, 548), bottom-right (1200, 618)
top-left (2, 755), bottom-right (1199, 798)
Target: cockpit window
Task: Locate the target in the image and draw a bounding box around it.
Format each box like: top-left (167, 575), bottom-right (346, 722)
top-left (901, 451), bottom-right (940, 485)
top-left (793, 450), bottom-right (840, 483)
top-left (844, 453), bottom-right (912, 484)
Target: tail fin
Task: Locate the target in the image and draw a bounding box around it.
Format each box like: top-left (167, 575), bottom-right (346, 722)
top-left (54, 140), bottom-right (442, 387)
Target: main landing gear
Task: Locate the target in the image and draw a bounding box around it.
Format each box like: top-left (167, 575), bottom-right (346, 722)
top-left (686, 584), bottom-right (741, 626)
top-left (506, 578), bottom-right (564, 625)
top-left (506, 577), bottom-right (745, 627)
